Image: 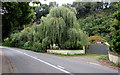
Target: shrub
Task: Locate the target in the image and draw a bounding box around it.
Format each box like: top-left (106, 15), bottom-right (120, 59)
top-left (32, 41), bottom-right (45, 52)
top-left (50, 45), bottom-right (59, 49)
top-left (110, 2), bottom-right (120, 54)
top-left (3, 37), bottom-right (11, 46)
top-left (10, 33), bottom-right (22, 47)
top-left (42, 40), bottom-right (47, 50)
top-left (23, 41), bottom-right (32, 49)
top-left (62, 41), bottom-right (83, 50)
top-left (42, 37), bottom-right (51, 50)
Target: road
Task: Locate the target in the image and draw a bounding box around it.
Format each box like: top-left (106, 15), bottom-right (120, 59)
top-left (0, 46), bottom-right (119, 75)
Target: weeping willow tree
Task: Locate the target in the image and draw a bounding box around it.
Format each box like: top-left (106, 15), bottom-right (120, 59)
top-left (38, 6), bottom-right (88, 49)
top-left (3, 6), bottom-right (88, 51)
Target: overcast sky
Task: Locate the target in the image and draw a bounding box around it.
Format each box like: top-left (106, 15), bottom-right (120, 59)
top-left (29, 0), bottom-right (119, 6)
top-left (29, 0), bottom-right (76, 6)
top-left (39, 0), bottom-right (76, 5)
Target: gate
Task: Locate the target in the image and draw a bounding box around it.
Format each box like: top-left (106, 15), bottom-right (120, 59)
top-left (86, 44), bottom-right (109, 55)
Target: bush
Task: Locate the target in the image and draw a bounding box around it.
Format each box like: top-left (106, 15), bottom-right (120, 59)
top-left (62, 41), bottom-right (83, 50)
top-left (10, 33), bottom-right (21, 47)
top-left (50, 45), bottom-right (59, 49)
top-left (32, 41), bottom-right (45, 52)
top-left (42, 41), bottom-right (47, 50)
top-left (23, 41), bottom-right (32, 49)
top-left (110, 2), bottom-right (120, 54)
top-left (42, 37), bottom-right (51, 50)
top-left (62, 41), bottom-right (72, 49)
top-left (3, 37), bottom-right (11, 46)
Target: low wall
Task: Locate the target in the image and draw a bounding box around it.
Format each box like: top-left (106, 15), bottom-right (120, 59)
top-left (108, 52), bottom-right (120, 64)
top-left (47, 49), bottom-right (85, 54)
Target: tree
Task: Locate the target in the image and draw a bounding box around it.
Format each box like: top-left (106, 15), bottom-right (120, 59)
top-left (72, 2), bottom-right (96, 18)
top-left (49, 2), bottom-right (58, 7)
top-left (34, 4), bottom-right (49, 20)
top-left (78, 10), bottom-right (116, 40)
top-left (2, 2), bottom-right (35, 39)
top-left (4, 6), bottom-right (88, 51)
top-left (39, 6), bottom-right (88, 49)
top-left (88, 36), bottom-right (106, 44)
top-left (32, 2), bottom-right (41, 6)
top-left (110, 2), bottom-right (120, 54)
top-left (72, 2), bottom-right (117, 19)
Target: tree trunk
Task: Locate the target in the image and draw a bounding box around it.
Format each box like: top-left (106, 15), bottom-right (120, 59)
top-left (83, 46), bottom-right (86, 54)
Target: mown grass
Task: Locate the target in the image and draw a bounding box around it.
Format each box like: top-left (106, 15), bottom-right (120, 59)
top-left (98, 55), bottom-right (108, 60)
top-left (98, 55), bottom-right (120, 67)
top-left (48, 52), bottom-right (86, 56)
top-left (49, 52), bottom-right (106, 59)
top-left (113, 63), bottom-right (120, 67)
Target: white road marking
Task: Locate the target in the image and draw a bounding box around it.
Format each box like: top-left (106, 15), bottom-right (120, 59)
top-left (7, 48), bottom-right (71, 73)
top-left (57, 65), bottom-right (65, 69)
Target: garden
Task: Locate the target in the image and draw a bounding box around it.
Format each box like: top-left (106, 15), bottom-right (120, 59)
top-left (3, 6), bottom-right (88, 53)
top-left (2, 1), bottom-right (120, 65)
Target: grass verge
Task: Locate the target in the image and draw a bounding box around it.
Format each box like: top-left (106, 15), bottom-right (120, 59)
top-left (98, 55), bottom-right (108, 60)
top-left (48, 52), bottom-right (85, 56)
top-left (98, 55), bottom-right (120, 68)
top-left (48, 52), bottom-right (106, 58)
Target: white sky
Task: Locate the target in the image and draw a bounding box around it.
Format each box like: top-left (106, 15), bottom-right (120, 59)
top-left (29, 0), bottom-right (76, 6)
top-left (29, 0), bottom-right (119, 6)
top-left (39, 0), bottom-right (76, 5)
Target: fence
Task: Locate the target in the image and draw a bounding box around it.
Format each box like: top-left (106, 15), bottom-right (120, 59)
top-left (86, 44), bottom-right (109, 55)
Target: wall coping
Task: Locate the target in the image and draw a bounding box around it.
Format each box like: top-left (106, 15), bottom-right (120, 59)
top-left (47, 49), bottom-right (85, 54)
top-left (108, 52), bottom-right (120, 64)
top-left (109, 51), bottom-right (120, 57)
top-left (47, 49), bottom-right (83, 50)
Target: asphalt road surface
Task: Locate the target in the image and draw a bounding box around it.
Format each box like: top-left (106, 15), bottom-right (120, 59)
top-left (0, 46), bottom-right (119, 74)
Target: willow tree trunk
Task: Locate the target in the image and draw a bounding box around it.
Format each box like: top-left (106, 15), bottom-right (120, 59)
top-left (83, 46), bottom-right (86, 54)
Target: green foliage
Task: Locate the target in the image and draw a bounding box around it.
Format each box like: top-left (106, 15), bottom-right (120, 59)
top-left (72, 2), bottom-right (118, 19)
top-left (62, 41), bottom-right (83, 49)
top-left (98, 55), bottom-right (108, 60)
top-left (112, 62), bottom-right (120, 67)
top-left (3, 2), bottom-right (120, 54)
top-left (3, 38), bottom-right (11, 46)
top-left (78, 12), bottom-right (114, 41)
top-left (34, 4), bottom-right (49, 20)
top-left (4, 6), bottom-right (88, 52)
top-left (32, 41), bottom-right (43, 52)
top-left (42, 37), bottom-right (51, 50)
top-left (10, 33), bottom-right (22, 47)
top-left (50, 52), bottom-right (85, 56)
top-left (2, 2), bottom-right (35, 39)
top-left (75, 2), bottom-right (118, 41)
top-left (23, 41), bottom-right (32, 49)
top-left (50, 46), bottom-right (59, 49)
top-left (40, 6), bottom-right (88, 49)
top-left (110, 2), bottom-right (120, 54)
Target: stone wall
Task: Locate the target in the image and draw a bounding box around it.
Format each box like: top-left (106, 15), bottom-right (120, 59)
top-left (47, 49), bottom-right (85, 54)
top-left (108, 52), bottom-right (120, 64)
